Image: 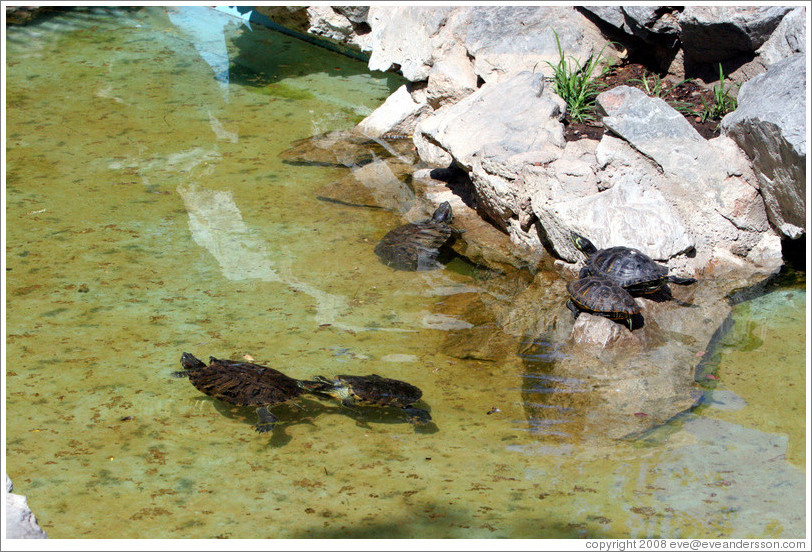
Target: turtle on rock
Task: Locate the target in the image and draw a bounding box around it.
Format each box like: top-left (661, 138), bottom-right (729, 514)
top-left (566, 275), bottom-right (641, 330)
top-left (570, 232), bottom-right (696, 296)
top-left (374, 201), bottom-right (459, 271)
top-left (173, 353), bottom-right (325, 433)
top-left (311, 374), bottom-right (431, 424)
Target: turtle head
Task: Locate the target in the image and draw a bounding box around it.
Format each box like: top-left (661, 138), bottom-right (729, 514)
top-left (570, 232), bottom-right (597, 256)
top-left (431, 201), bottom-right (452, 223)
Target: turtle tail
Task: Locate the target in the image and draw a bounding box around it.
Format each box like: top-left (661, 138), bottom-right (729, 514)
top-left (570, 232), bottom-right (597, 256)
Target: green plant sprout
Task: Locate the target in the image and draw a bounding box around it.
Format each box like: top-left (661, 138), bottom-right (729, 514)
top-left (700, 63), bottom-right (738, 122)
top-left (629, 69), bottom-right (699, 117)
top-left (545, 31), bottom-right (613, 123)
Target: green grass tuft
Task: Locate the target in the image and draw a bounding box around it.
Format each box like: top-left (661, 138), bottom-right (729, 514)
top-left (544, 31), bottom-right (612, 123)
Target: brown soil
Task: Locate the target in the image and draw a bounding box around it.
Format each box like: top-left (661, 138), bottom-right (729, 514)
top-left (564, 61), bottom-right (721, 142)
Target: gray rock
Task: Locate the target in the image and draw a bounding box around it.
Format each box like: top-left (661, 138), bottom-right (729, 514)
top-left (622, 6), bottom-right (682, 45)
top-left (306, 6), bottom-right (356, 44)
top-left (537, 176), bottom-right (694, 263)
top-left (333, 6), bottom-right (369, 24)
top-left (5, 474), bottom-right (48, 539)
top-left (366, 6), bottom-right (454, 80)
top-left (756, 6), bottom-right (806, 65)
top-left (721, 54), bottom-right (806, 239)
top-left (413, 71), bottom-right (567, 250)
top-left (426, 45), bottom-right (479, 108)
top-left (598, 85), bottom-right (705, 166)
top-left (461, 6), bottom-right (615, 83)
top-left (356, 84), bottom-right (428, 138)
top-left (415, 71), bottom-right (565, 171)
top-left (580, 6), bottom-right (627, 31)
top-left (678, 6), bottom-right (794, 62)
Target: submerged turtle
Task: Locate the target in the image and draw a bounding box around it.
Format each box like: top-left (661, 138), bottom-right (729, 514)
top-left (374, 201), bottom-right (458, 271)
top-left (173, 353), bottom-right (323, 433)
top-left (312, 374), bottom-right (431, 424)
top-left (571, 232), bottom-right (696, 295)
top-left (566, 275), bottom-right (641, 329)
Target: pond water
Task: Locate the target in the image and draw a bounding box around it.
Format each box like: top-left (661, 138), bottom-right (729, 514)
top-left (4, 6), bottom-right (807, 540)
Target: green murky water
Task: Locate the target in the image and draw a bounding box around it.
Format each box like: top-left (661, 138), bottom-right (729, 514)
top-left (4, 7), bottom-right (807, 539)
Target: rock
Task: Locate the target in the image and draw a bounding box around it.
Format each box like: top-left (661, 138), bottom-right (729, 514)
top-left (580, 6), bottom-right (681, 43)
top-left (721, 54), bottom-right (806, 239)
top-left (536, 176), bottom-right (694, 263)
top-left (415, 71), bottom-right (565, 171)
top-left (622, 6), bottom-right (682, 42)
top-left (598, 85), bottom-right (705, 169)
top-left (306, 6), bottom-right (356, 43)
top-left (366, 6), bottom-right (455, 80)
top-left (590, 86), bottom-right (777, 267)
top-left (579, 6), bottom-right (627, 31)
top-left (678, 6), bottom-right (794, 62)
top-left (5, 474), bottom-right (47, 539)
top-left (426, 44), bottom-right (479, 109)
top-left (757, 6), bottom-right (806, 65)
top-left (279, 129), bottom-right (417, 169)
top-left (355, 84), bottom-right (428, 138)
top-left (460, 6), bottom-right (616, 83)
top-left (333, 6), bottom-right (369, 25)
top-left (519, 282), bottom-right (725, 441)
top-left (570, 313), bottom-right (641, 347)
top-left (412, 168), bottom-right (543, 270)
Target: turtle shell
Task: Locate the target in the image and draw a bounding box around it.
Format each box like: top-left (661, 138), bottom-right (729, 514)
top-left (585, 246), bottom-right (669, 294)
top-left (567, 275), bottom-right (640, 320)
top-left (186, 357), bottom-right (305, 407)
top-left (336, 374), bottom-right (423, 408)
top-left (374, 202), bottom-right (455, 271)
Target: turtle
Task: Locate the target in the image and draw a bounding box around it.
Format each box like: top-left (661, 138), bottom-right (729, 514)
top-left (566, 275), bottom-right (641, 329)
top-left (374, 201), bottom-right (458, 271)
top-left (172, 353), bottom-right (325, 433)
top-left (571, 232), bottom-right (697, 296)
top-left (311, 374), bottom-right (431, 424)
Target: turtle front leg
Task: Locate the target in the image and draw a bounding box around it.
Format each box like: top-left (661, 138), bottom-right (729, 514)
top-left (566, 299), bottom-right (581, 319)
top-left (668, 275), bottom-right (697, 286)
top-left (255, 406), bottom-right (278, 433)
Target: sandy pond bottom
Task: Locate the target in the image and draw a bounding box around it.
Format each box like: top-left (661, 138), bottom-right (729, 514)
top-left (4, 6), bottom-right (807, 539)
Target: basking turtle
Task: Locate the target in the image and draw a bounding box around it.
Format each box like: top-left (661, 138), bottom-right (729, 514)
top-left (374, 201), bottom-right (457, 271)
top-left (173, 353), bottom-right (323, 433)
top-left (571, 232), bottom-right (696, 295)
top-left (566, 275), bottom-right (640, 329)
top-left (312, 374), bottom-right (431, 424)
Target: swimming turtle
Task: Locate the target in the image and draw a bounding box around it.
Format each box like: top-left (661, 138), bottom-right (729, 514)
top-left (374, 201), bottom-right (458, 271)
top-left (173, 353), bottom-right (324, 433)
top-left (311, 374), bottom-right (431, 424)
top-left (566, 275), bottom-right (640, 329)
top-left (571, 232), bottom-right (696, 295)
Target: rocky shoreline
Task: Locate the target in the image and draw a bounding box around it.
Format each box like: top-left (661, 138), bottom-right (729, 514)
top-left (271, 5), bottom-right (806, 440)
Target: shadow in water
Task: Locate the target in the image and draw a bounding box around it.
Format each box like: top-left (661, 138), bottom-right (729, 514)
top-left (198, 396), bottom-right (436, 446)
top-left (227, 19), bottom-right (403, 90)
top-left (292, 501), bottom-right (618, 538)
